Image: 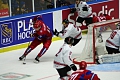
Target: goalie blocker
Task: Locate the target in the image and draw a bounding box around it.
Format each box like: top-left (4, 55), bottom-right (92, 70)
top-left (98, 53), bottom-right (120, 64)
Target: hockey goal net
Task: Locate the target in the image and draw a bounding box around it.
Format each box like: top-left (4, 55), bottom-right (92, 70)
top-left (73, 19), bottom-right (120, 64)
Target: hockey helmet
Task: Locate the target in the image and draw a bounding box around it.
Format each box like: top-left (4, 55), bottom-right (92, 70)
top-left (116, 22), bottom-right (120, 29)
top-left (32, 15), bottom-right (43, 22)
top-left (79, 61), bottom-right (87, 69)
top-left (33, 21), bottom-right (42, 31)
top-left (62, 19), bottom-right (69, 25)
top-left (64, 36), bottom-right (74, 45)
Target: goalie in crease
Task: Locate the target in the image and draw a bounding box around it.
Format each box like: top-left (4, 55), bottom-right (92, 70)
top-left (97, 22), bottom-right (120, 64)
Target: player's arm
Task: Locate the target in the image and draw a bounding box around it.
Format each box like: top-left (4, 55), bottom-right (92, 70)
top-left (30, 32), bottom-right (38, 37)
top-left (92, 74), bottom-right (100, 80)
top-left (70, 8), bottom-right (76, 13)
top-left (58, 29), bottom-right (71, 38)
top-left (37, 24), bottom-right (46, 40)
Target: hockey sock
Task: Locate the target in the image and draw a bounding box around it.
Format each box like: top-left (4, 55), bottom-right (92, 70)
top-left (37, 47), bottom-right (47, 58)
top-left (24, 47), bottom-right (32, 56)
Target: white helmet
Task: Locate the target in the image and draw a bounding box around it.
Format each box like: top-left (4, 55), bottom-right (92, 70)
top-left (116, 22), bottom-right (120, 29)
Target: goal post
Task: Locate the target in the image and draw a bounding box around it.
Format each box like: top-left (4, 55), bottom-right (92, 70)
top-left (73, 19), bottom-right (120, 64)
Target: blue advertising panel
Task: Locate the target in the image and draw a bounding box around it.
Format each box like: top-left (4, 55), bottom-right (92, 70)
top-left (0, 13), bottom-right (53, 48)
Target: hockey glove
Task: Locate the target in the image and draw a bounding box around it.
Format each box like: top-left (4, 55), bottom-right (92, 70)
top-left (53, 29), bottom-right (59, 36)
top-left (82, 7), bottom-right (88, 11)
top-left (59, 30), bottom-right (64, 33)
top-left (70, 64), bottom-right (77, 71)
top-left (37, 35), bottom-right (45, 40)
top-left (70, 8), bottom-right (76, 13)
top-left (30, 33), bottom-right (38, 37)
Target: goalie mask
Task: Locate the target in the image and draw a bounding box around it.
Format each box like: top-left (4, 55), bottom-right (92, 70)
top-left (64, 36), bottom-right (74, 45)
top-left (116, 22), bottom-right (120, 29)
top-left (79, 61), bottom-right (87, 70)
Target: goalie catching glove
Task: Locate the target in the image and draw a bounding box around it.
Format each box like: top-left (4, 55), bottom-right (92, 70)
top-left (53, 29), bottom-right (59, 36)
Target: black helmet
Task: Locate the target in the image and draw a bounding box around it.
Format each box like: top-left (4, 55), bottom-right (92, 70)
top-left (62, 19), bottom-right (69, 24)
top-left (64, 36), bottom-right (74, 45)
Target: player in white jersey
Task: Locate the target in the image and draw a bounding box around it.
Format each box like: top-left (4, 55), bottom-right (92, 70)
top-left (105, 22), bottom-right (120, 54)
top-left (97, 23), bottom-right (120, 64)
top-left (71, 0), bottom-right (93, 27)
top-left (53, 19), bottom-right (82, 46)
top-left (54, 37), bottom-right (77, 80)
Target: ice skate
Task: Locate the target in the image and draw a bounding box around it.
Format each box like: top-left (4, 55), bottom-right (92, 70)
top-left (19, 55), bottom-right (25, 61)
top-left (33, 57), bottom-right (40, 63)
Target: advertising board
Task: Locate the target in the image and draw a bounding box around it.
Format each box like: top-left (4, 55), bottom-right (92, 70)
top-left (62, 0), bottom-right (119, 30)
top-left (0, 13), bottom-right (53, 50)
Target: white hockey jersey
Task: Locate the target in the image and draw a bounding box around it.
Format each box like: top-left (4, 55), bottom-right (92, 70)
top-left (106, 30), bottom-right (120, 49)
top-left (54, 43), bottom-right (73, 69)
top-left (58, 23), bottom-right (82, 39)
top-left (75, 1), bottom-right (92, 18)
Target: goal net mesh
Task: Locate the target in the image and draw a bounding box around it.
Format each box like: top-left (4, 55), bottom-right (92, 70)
top-left (73, 19), bottom-right (120, 64)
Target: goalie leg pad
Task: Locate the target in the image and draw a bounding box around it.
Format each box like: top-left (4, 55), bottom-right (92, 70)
top-left (98, 53), bottom-right (120, 64)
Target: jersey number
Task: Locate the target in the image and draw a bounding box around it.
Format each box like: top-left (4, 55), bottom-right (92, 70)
top-left (69, 73), bottom-right (79, 80)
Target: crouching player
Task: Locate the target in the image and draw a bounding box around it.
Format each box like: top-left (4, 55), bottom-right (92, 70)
top-left (97, 23), bottom-right (120, 64)
top-left (19, 15), bottom-right (52, 63)
top-left (54, 37), bottom-right (77, 80)
top-left (69, 61), bottom-right (100, 80)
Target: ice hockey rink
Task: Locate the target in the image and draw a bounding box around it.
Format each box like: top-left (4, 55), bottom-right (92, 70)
top-left (0, 34), bottom-right (120, 80)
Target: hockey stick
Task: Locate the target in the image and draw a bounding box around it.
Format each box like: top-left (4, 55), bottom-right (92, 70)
top-left (22, 41), bottom-right (31, 65)
top-left (23, 57), bottom-right (26, 64)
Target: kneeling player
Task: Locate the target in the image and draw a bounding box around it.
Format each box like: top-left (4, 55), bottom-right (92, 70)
top-left (53, 37), bottom-right (77, 80)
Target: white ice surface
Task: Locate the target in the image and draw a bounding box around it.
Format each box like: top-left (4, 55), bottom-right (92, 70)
top-left (0, 35), bottom-right (120, 80)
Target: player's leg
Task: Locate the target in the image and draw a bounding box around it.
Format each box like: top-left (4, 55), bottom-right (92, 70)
top-left (106, 46), bottom-right (115, 54)
top-left (85, 17), bottom-right (93, 26)
top-left (35, 39), bottom-right (52, 62)
top-left (57, 65), bottom-right (71, 80)
top-left (76, 17), bottom-right (84, 27)
top-left (19, 38), bottom-right (41, 60)
top-left (72, 38), bottom-right (82, 46)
